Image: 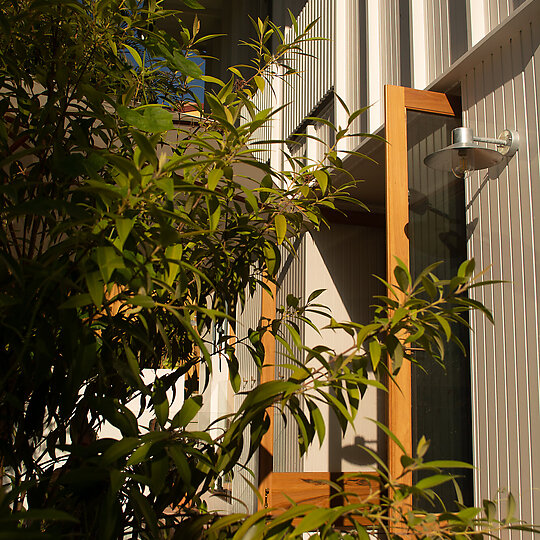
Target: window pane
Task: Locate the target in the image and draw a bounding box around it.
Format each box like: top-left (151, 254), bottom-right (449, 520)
top-left (407, 110), bottom-right (473, 510)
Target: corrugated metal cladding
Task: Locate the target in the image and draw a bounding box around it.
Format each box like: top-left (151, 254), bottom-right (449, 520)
top-left (274, 236), bottom-right (305, 472)
top-left (340, 0), bottom-right (368, 148)
top-left (231, 285), bottom-right (262, 513)
top-left (380, 0), bottom-right (402, 88)
top-left (462, 15), bottom-right (540, 532)
top-left (424, 0), bottom-right (468, 82)
top-left (282, 0), bottom-right (335, 137)
top-left (487, 0), bottom-right (529, 32)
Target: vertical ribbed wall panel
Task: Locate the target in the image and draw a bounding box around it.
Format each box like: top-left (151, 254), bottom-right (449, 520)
top-left (274, 237), bottom-right (306, 472)
top-left (487, 0), bottom-right (511, 31)
top-left (347, 0), bottom-right (368, 147)
top-left (282, 0), bottom-right (335, 137)
top-left (425, 0), bottom-right (451, 81)
top-left (486, 0), bottom-right (530, 34)
top-left (380, 0), bottom-right (401, 87)
top-left (231, 286), bottom-right (263, 513)
top-left (463, 18), bottom-right (540, 533)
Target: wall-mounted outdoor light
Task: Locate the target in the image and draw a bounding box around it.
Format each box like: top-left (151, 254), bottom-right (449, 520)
top-left (424, 127), bottom-right (519, 176)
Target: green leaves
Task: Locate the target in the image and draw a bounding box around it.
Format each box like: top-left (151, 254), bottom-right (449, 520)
top-left (313, 170), bottom-right (329, 195)
top-left (274, 214), bottom-right (287, 244)
top-left (171, 395), bottom-right (203, 429)
top-left (114, 218), bottom-right (134, 249)
top-left (117, 105), bottom-right (173, 133)
top-left (171, 53), bottom-right (204, 78)
top-left (181, 0), bottom-right (205, 10)
top-left (85, 271), bottom-right (104, 308)
top-left (96, 246), bottom-right (124, 282)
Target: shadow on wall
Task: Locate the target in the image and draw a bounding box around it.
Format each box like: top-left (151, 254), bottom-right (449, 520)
top-left (310, 224), bottom-right (387, 472)
top-left (466, 156), bottom-right (516, 214)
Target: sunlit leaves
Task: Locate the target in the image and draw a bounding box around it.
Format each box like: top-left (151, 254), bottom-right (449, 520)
top-left (117, 105), bottom-right (174, 133)
top-left (274, 214), bottom-right (287, 244)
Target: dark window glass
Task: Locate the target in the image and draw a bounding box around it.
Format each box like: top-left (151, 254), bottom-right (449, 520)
top-left (407, 110), bottom-right (473, 511)
top-left (399, 0), bottom-right (411, 87)
top-left (449, 0), bottom-right (468, 63)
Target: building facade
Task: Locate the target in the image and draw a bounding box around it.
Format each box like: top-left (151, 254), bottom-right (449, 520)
top-left (190, 0), bottom-right (540, 530)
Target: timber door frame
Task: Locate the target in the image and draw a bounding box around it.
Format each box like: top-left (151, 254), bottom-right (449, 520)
top-left (384, 85), bottom-right (461, 483)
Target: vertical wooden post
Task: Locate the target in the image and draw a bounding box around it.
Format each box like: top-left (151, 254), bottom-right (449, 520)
top-left (258, 280), bottom-right (276, 510)
top-left (384, 84), bottom-right (413, 484)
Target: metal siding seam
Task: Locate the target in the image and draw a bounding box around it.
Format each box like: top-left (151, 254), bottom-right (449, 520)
top-left (443, 0), bottom-right (450, 72)
top-left (315, 0), bottom-right (319, 107)
top-left (390, 0), bottom-right (395, 85)
top-left (463, 75), bottom-right (484, 508)
top-left (508, 35), bottom-right (530, 526)
top-left (499, 37), bottom-right (523, 516)
top-left (491, 43), bottom-right (512, 517)
top-left (396, 0), bottom-right (400, 85)
top-left (426, 0), bottom-right (433, 82)
top-left (475, 60), bottom-right (500, 510)
top-left (526, 18), bottom-right (540, 526)
top-left (381, 0), bottom-right (386, 100)
top-left (390, 1), bottom-right (395, 85)
top-left (318, 0), bottom-right (322, 120)
top-left (308, 0), bottom-right (312, 116)
top-left (385, 2), bottom-right (390, 85)
top-left (305, 0), bottom-right (309, 125)
top-left (521, 21), bottom-right (540, 526)
top-left (435, 0), bottom-right (442, 77)
top-left (480, 53), bottom-right (499, 511)
top-left (511, 27), bottom-right (535, 528)
top-left (480, 53), bottom-right (503, 511)
top-left (463, 73), bottom-right (480, 504)
top-left (487, 0), bottom-right (494, 33)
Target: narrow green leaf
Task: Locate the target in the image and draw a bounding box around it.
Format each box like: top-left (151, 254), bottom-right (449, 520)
top-left (207, 168), bottom-right (222, 190)
top-left (416, 474), bottom-right (453, 490)
top-left (207, 196), bottom-right (221, 230)
top-left (313, 170), bottom-right (328, 195)
top-left (125, 44), bottom-right (142, 68)
top-left (274, 214), bottom-right (287, 244)
top-left (307, 400), bottom-right (326, 446)
top-left (85, 271), bottom-right (103, 308)
top-left (170, 396), bottom-right (203, 429)
top-left (293, 508), bottom-right (336, 535)
top-left (129, 295), bottom-right (155, 308)
top-left (115, 218), bottom-right (134, 249)
top-left (117, 105), bottom-right (173, 133)
top-left (126, 442), bottom-right (151, 466)
top-left (168, 445), bottom-right (192, 484)
top-left (59, 293), bottom-right (92, 309)
top-left (182, 0), bottom-right (204, 9)
top-left (228, 67), bottom-right (242, 78)
top-left (253, 75), bottom-right (265, 92)
top-left (505, 492), bottom-right (516, 524)
top-left (152, 382), bottom-right (169, 427)
top-left (96, 246), bottom-right (124, 283)
top-left (102, 438), bottom-right (140, 465)
top-left (369, 339), bottom-right (381, 371)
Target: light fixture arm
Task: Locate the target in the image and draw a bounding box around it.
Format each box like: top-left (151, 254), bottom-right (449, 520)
top-left (472, 135), bottom-right (506, 145)
top-left (472, 129), bottom-right (519, 156)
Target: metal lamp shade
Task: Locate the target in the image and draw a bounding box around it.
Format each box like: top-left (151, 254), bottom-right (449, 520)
top-left (423, 143), bottom-right (503, 174)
